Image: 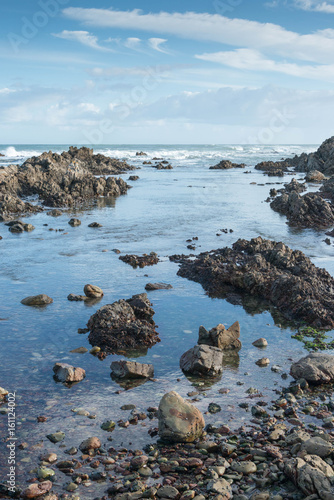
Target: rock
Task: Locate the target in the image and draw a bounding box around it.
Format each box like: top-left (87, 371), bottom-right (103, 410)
top-left (171, 236), bottom-right (334, 329)
top-left (198, 321), bottom-right (241, 350)
top-left (87, 293), bottom-right (159, 354)
top-left (0, 387), bottom-right (8, 399)
top-left (21, 294), bottom-right (53, 306)
top-left (291, 353), bottom-right (334, 384)
top-left (284, 455), bottom-right (334, 498)
top-left (40, 453), bottom-right (57, 463)
top-left (306, 170), bottom-right (325, 183)
top-left (67, 293), bottom-right (87, 301)
top-left (101, 420), bottom-right (116, 431)
top-left (47, 209), bottom-right (62, 217)
top-left (46, 431), bottom-right (65, 443)
top-left (255, 160), bottom-right (289, 176)
top-left (208, 402), bottom-right (221, 414)
top-left (158, 391), bottom-right (205, 443)
top-left (145, 282), bottom-right (173, 291)
top-left (88, 222), bottom-right (102, 228)
top-left (128, 175), bottom-right (139, 181)
top-left (256, 357), bottom-right (270, 367)
top-left (111, 360), bottom-right (154, 379)
top-left (300, 436), bottom-right (334, 458)
top-left (252, 338), bottom-right (268, 347)
top-left (157, 485), bottom-right (179, 498)
top-left (231, 460), bottom-right (257, 474)
top-left (84, 284), bottom-right (104, 298)
top-left (270, 191), bottom-right (334, 229)
top-left (68, 218), bottom-right (81, 227)
top-left (21, 481), bottom-right (52, 498)
top-left (136, 151), bottom-right (147, 156)
top-left (53, 363), bottom-right (86, 383)
top-left (210, 160), bottom-right (245, 170)
top-left (79, 436), bottom-right (101, 452)
top-left (119, 252), bottom-right (159, 268)
top-left (153, 162), bottom-right (173, 170)
top-left (180, 345), bottom-right (223, 376)
top-left (70, 347), bottom-right (88, 353)
top-left (207, 478), bottom-right (232, 497)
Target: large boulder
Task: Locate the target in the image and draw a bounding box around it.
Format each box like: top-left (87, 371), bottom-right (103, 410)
top-left (84, 284), bottom-right (104, 298)
top-left (111, 360), bottom-right (154, 379)
top-left (198, 321), bottom-right (241, 350)
top-left (180, 345), bottom-right (223, 376)
top-left (171, 237), bottom-right (334, 329)
top-left (119, 252), bottom-right (159, 268)
top-left (87, 293), bottom-right (160, 354)
top-left (53, 363), bottom-right (86, 383)
top-left (21, 294), bottom-right (53, 306)
top-left (210, 160), bottom-right (245, 170)
top-left (284, 455), bottom-right (334, 499)
top-left (158, 391), bottom-right (205, 443)
top-left (290, 353), bottom-right (334, 384)
top-left (300, 436), bottom-right (334, 458)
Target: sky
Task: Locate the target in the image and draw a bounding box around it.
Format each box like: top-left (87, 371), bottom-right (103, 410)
top-left (1, 0), bottom-right (334, 144)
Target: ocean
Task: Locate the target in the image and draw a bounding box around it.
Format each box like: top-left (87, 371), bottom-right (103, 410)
top-left (0, 143), bottom-right (332, 493)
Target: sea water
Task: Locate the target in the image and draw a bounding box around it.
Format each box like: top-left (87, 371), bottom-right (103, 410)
top-left (0, 144), bottom-right (332, 489)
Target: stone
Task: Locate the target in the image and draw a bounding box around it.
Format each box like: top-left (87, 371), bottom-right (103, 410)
top-left (305, 170), bottom-right (325, 183)
top-left (158, 391), bottom-right (205, 443)
top-left (180, 345), bottom-right (223, 376)
top-left (84, 284), bottom-right (104, 298)
top-left (36, 467), bottom-right (55, 480)
top-left (70, 347), bottom-right (88, 353)
top-left (40, 453), bottom-right (57, 463)
top-left (252, 338), bottom-right (268, 347)
top-left (46, 432), bottom-right (65, 443)
top-left (198, 321), bottom-right (241, 350)
top-left (88, 222), bottom-right (102, 228)
top-left (21, 294), bottom-right (53, 306)
top-left (145, 282), bottom-right (173, 290)
top-left (231, 461), bottom-right (257, 474)
top-left (256, 357), bottom-right (270, 367)
top-left (157, 485), bottom-right (179, 498)
top-left (79, 437), bottom-right (101, 452)
top-left (53, 363), bottom-right (86, 383)
top-left (300, 436), bottom-right (334, 458)
top-left (290, 353), bottom-right (334, 384)
top-left (0, 387), bottom-right (8, 399)
top-left (68, 218), bottom-right (81, 227)
top-left (207, 478), bottom-right (232, 497)
top-left (101, 420), bottom-right (116, 431)
top-left (111, 360), bottom-right (154, 379)
top-left (284, 455), bottom-right (334, 498)
top-left (119, 252), bottom-right (159, 268)
top-left (21, 481), bottom-right (52, 498)
top-left (128, 175), bottom-right (139, 181)
top-left (67, 293), bottom-right (87, 301)
top-left (210, 160), bottom-right (245, 170)
top-left (87, 293), bottom-right (159, 354)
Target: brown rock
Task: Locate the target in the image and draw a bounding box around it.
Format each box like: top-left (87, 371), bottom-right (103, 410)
top-left (21, 294), bottom-right (53, 306)
top-left (21, 481), bottom-right (52, 498)
top-left (198, 321), bottom-right (241, 350)
top-left (84, 284), bottom-right (104, 298)
top-left (53, 363), bottom-right (86, 383)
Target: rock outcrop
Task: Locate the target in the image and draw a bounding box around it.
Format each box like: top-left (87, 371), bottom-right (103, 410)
top-left (290, 353), bottom-right (334, 384)
top-left (255, 160), bottom-right (290, 176)
top-left (270, 192), bottom-right (334, 228)
top-left (158, 391), bottom-right (205, 443)
top-left (0, 147), bottom-right (133, 219)
top-left (119, 252), bottom-right (159, 268)
top-left (198, 321), bottom-right (241, 350)
top-left (180, 345), bottom-right (224, 376)
top-left (210, 160), bottom-right (245, 170)
top-left (171, 237), bottom-right (334, 329)
top-left (284, 455), bottom-right (334, 499)
top-left (87, 293), bottom-right (160, 354)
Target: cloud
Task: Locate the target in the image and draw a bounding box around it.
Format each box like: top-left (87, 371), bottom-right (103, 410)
top-left (0, 88), bottom-right (16, 94)
top-left (124, 37), bottom-right (142, 50)
top-left (148, 38), bottom-right (169, 53)
top-left (63, 7), bottom-right (334, 64)
top-left (196, 48), bottom-right (334, 82)
top-left (53, 30), bottom-right (113, 51)
top-left (293, 0), bottom-right (334, 13)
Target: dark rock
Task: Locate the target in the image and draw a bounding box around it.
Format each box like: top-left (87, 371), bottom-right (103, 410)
top-left (145, 282), bottom-right (172, 290)
top-left (306, 170), bottom-right (326, 183)
top-left (119, 252), bottom-right (159, 268)
top-left (290, 353), bottom-right (334, 384)
top-left (172, 236), bottom-right (334, 328)
top-left (255, 160), bottom-right (289, 176)
top-left (153, 162), bottom-right (173, 170)
top-left (87, 293), bottom-right (160, 354)
top-left (270, 192), bottom-right (334, 228)
top-left (128, 175), bottom-right (139, 181)
top-left (88, 222), bottom-right (102, 228)
top-left (68, 218), bottom-right (81, 227)
top-left (210, 160), bottom-right (245, 170)
top-left (136, 151), bottom-right (147, 156)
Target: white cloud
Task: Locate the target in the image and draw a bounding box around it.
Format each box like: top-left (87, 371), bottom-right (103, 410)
top-left (196, 48), bottom-right (334, 82)
top-left (148, 38), bottom-right (169, 53)
top-left (124, 37), bottom-right (142, 50)
top-left (78, 102), bottom-right (100, 113)
top-left (293, 0), bottom-right (334, 13)
top-left (53, 30), bottom-right (113, 51)
top-left (63, 7), bottom-right (334, 64)
top-left (0, 88), bottom-right (16, 94)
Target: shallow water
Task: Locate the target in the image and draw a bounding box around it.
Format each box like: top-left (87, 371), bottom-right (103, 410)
top-left (0, 143), bottom-right (333, 493)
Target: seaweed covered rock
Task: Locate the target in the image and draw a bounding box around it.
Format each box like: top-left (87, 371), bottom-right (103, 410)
top-left (0, 147), bottom-right (133, 218)
top-left (210, 160), bottom-right (245, 170)
top-left (171, 237), bottom-right (334, 329)
top-left (119, 252), bottom-right (159, 268)
top-left (270, 192), bottom-right (334, 228)
top-left (87, 293), bottom-right (160, 354)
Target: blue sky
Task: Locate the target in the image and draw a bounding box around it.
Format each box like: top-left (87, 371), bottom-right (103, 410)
top-left (1, 0), bottom-right (334, 144)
